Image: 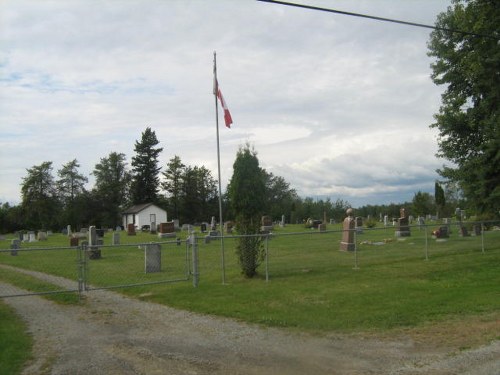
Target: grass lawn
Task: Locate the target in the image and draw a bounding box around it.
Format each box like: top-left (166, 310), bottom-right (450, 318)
top-left (0, 300), bottom-right (32, 375)
top-left (1, 223), bottom-right (499, 337)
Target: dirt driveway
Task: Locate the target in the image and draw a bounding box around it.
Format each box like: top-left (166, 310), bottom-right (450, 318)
top-left (2, 271), bottom-right (499, 375)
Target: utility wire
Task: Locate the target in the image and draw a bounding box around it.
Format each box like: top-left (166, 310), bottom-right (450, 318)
top-left (257, 0), bottom-right (499, 40)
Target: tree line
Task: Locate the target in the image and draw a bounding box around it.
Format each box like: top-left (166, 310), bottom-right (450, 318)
top-left (0, 128), bottom-right (350, 233)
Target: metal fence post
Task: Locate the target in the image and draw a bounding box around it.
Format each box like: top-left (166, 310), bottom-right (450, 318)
top-left (78, 243), bottom-right (88, 298)
top-left (265, 234), bottom-right (269, 282)
top-left (481, 222), bottom-right (485, 253)
top-left (191, 234), bottom-right (199, 288)
top-left (424, 224), bottom-right (429, 261)
top-left (353, 229), bottom-right (359, 270)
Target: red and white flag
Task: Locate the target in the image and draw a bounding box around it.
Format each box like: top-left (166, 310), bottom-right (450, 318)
top-left (215, 80), bottom-right (233, 128)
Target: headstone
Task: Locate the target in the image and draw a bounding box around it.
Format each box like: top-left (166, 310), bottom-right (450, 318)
top-left (318, 223), bottom-right (326, 232)
top-left (355, 217), bottom-right (363, 233)
top-left (116, 226), bottom-right (122, 231)
top-left (443, 218), bottom-right (452, 234)
top-left (28, 232), bottom-right (36, 242)
top-left (127, 223), bottom-right (136, 236)
top-left (70, 237), bottom-right (79, 247)
top-left (200, 223), bottom-right (207, 233)
top-left (384, 215), bottom-right (389, 227)
top-left (145, 243), bottom-right (161, 273)
top-left (112, 232), bottom-right (120, 245)
top-left (88, 226), bottom-right (101, 259)
top-left (158, 221), bottom-right (176, 238)
top-left (23, 233), bottom-right (29, 242)
top-left (81, 227), bottom-right (88, 234)
top-left (432, 226), bottom-right (449, 238)
top-left (150, 221), bottom-right (157, 234)
top-left (312, 220), bottom-right (322, 229)
top-left (395, 208), bottom-right (411, 237)
top-left (210, 216), bottom-right (217, 231)
top-left (280, 214), bottom-right (285, 228)
top-left (67, 225), bottom-right (72, 237)
top-left (340, 208), bottom-right (355, 251)
top-left (459, 225), bottom-right (470, 237)
top-left (418, 216), bottom-right (425, 230)
top-left (10, 239), bottom-right (20, 256)
top-left (261, 215), bottom-right (273, 231)
top-left (224, 221), bottom-right (234, 234)
top-left (37, 231), bottom-right (47, 241)
top-left (173, 219), bottom-right (180, 230)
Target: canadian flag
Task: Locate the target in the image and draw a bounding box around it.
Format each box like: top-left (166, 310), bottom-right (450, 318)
top-left (216, 81), bottom-right (233, 128)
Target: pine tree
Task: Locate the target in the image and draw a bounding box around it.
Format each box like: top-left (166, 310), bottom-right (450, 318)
top-left (130, 127), bottom-right (163, 204)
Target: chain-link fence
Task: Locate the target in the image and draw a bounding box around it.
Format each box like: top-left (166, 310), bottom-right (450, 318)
top-left (0, 235), bottom-right (190, 298)
top-left (194, 220), bottom-right (500, 284)
top-left (1, 220), bottom-right (498, 297)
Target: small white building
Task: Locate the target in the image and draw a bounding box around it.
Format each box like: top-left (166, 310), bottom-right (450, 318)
top-left (122, 203), bottom-right (167, 230)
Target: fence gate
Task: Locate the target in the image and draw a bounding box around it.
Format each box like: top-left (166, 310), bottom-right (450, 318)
top-left (0, 238), bottom-right (191, 298)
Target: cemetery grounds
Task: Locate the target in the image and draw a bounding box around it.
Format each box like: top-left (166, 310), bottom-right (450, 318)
top-left (0, 221), bottom-right (499, 374)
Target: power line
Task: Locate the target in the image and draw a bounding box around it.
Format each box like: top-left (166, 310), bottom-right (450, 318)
top-left (257, 0), bottom-right (499, 40)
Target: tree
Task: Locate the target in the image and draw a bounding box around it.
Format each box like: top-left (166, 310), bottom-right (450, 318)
top-left (161, 156), bottom-right (185, 220)
top-left (57, 159), bottom-right (88, 228)
top-left (428, 0), bottom-right (500, 215)
top-left (130, 127), bottom-right (163, 204)
top-left (0, 202), bottom-right (23, 233)
top-left (412, 191), bottom-right (434, 217)
top-left (434, 181), bottom-right (446, 218)
top-left (192, 166), bottom-right (218, 222)
top-left (262, 171), bottom-right (299, 222)
top-left (57, 159), bottom-right (88, 203)
top-left (92, 152), bottom-right (131, 227)
top-left (227, 144), bottom-right (266, 278)
top-left (21, 161), bottom-right (60, 229)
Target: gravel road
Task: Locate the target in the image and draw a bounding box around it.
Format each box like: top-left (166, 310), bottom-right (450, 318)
top-left (2, 268), bottom-right (499, 375)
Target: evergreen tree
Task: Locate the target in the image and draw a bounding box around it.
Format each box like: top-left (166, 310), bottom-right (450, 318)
top-left (21, 161), bottom-right (61, 229)
top-left (92, 152), bottom-right (131, 227)
top-left (227, 144), bottom-right (266, 278)
top-left (130, 127), bottom-right (163, 204)
top-left (57, 159), bottom-right (88, 228)
top-left (161, 155), bottom-right (185, 220)
top-left (434, 181), bottom-right (446, 218)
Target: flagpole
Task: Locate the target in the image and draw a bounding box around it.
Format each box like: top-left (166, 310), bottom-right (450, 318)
top-left (213, 51), bottom-right (226, 285)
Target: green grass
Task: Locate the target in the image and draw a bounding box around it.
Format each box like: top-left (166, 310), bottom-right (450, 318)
top-left (1, 224), bottom-right (499, 335)
top-left (0, 300), bottom-right (32, 375)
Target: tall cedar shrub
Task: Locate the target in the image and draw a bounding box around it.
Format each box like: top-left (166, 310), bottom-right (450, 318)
top-left (228, 144), bottom-right (266, 278)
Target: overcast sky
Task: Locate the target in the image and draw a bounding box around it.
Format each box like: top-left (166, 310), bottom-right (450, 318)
top-left (0, 0), bottom-right (451, 208)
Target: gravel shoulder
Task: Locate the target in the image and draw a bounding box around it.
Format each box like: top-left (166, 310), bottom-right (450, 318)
top-left (1, 269), bottom-right (499, 375)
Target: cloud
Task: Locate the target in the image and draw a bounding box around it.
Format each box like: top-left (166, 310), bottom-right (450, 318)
top-left (0, 0), bottom-right (450, 207)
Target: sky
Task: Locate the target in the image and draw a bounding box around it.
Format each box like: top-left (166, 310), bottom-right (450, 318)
top-left (0, 0), bottom-right (452, 208)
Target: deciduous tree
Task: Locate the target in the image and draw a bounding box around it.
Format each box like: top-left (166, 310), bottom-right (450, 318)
top-left (428, 0), bottom-right (500, 215)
